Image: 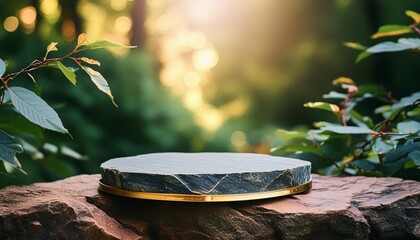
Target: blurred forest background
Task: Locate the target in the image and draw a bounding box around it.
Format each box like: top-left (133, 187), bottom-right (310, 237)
top-left (1, 0), bottom-right (419, 187)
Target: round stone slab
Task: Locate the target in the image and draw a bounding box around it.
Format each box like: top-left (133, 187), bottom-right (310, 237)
top-left (99, 152), bottom-right (311, 201)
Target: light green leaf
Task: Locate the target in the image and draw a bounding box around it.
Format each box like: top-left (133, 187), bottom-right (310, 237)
top-left (78, 40), bottom-right (136, 51)
top-left (46, 42), bottom-right (58, 54)
top-left (57, 62), bottom-right (77, 85)
top-left (397, 121), bottom-right (420, 134)
top-left (49, 61), bottom-right (77, 85)
top-left (0, 58), bottom-right (6, 77)
top-left (82, 66), bottom-right (117, 107)
top-left (367, 38), bottom-right (420, 53)
top-left (406, 10), bottom-right (420, 24)
top-left (0, 129), bottom-right (23, 167)
top-left (275, 129), bottom-right (307, 142)
top-left (304, 102), bottom-right (340, 113)
top-left (372, 138), bottom-right (395, 155)
top-left (343, 42), bottom-right (367, 51)
top-left (321, 126), bottom-right (374, 134)
top-left (7, 87), bottom-right (68, 134)
top-left (371, 25), bottom-right (413, 39)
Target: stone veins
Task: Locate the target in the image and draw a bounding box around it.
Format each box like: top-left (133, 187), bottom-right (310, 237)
top-left (1, 174), bottom-right (419, 239)
top-left (100, 152), bottom-right (312, 194)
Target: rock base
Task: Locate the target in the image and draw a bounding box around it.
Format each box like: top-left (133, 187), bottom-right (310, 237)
top-left (0, 174), bottom-right (419, 240)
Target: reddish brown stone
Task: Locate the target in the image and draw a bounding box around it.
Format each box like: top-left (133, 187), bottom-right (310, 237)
top-left (1, 174), bottom-right (419, 240)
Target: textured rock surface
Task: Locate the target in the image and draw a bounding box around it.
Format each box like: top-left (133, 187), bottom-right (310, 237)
top-left (0, 174), bottom-right (419, 240)
top-left (100, 152), bottom-right (311, 194)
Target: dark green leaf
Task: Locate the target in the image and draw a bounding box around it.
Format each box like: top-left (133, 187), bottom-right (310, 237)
top-left (321, 126), bottom-right (374, 134)
top-left (82, 66), bottom-right (117, 106)
top-left (351, 159), bottom-right (377, 170)
top-left (0, 129), bottom-right (23, 167)
top-left (7, 87), bottom-right (68, 134)
top-left (350, 109), bottom-right (374, 129)
top-left (0, 105), bottom-right (43, 143)
top-left (321, 136), bottom-right (351, 160)
top-left (0, 58), bottom-right (5, 77)
top-left (356, 51), bottom-right (373, 63)
top-left (408, 151), bottom-right (420, 165)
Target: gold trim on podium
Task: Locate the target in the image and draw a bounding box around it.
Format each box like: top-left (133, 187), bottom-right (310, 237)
top-left (98, 180), bottom-right (312, 202)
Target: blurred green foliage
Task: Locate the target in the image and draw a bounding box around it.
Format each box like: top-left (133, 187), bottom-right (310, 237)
top-left (1, 1), bottom-right (420, 187)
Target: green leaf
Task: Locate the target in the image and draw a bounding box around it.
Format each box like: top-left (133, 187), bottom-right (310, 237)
top-left (55, 62), bottom-right (77, 85)
top-left (343, 42), bottom-right (367, 51)
top-left (81, 66), bottom-right (117, 106)
top-left (367, 38), bottom-right (420, 53)
top-left (321, 126), bottom-right (374, 134)
top-left (321, 136), bottom-right (351, 160)
top-left (371, 25), bottom-right (413, 39)
top-left (304, 102), bottom-right (340, 113)
top-left (0, 105), bottom-right (44, 143)
top-left (275, 129), bottom-right (307, 142)
top-left (408, 151), bottom-right (420, 166)
top-left (351, 159), bottom-right (377, 170)
top-left (0, 129), bottom-right (23, 167)
top-left (322, 91), bottom-right (347, 99)
top-left (7, 87), bottom-right (69, 134)
top-left (0, 58), bottom-right (5, 77)
top-left (350, 109), bottom-right (373, 129)
top-left (397, 121), bottom-right (420, 134)
top-left (372, 138), bottom-right (395, 155)
top-left (78, 40), bottom-right (136, 51)
top-left (406, 10), bottom-right (420, 24)
top-left (355, 51), bottom-right (373, 63)
top-left (46, 42), bottom-right (58, 55)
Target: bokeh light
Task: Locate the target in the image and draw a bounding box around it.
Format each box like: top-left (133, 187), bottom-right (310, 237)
top-left (3, 16), bottom-right (19, 32)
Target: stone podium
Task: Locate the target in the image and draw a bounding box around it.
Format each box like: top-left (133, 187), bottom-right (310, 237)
top-left (99, 152), bottom-right (312, 202)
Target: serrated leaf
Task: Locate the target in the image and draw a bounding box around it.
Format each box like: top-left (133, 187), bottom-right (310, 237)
top-left (343, 42), bottom-right (367, 51)
top-left (0, 129), bottom-right (23, 167)
top-left (81, 66), bottom-right (117, 107)
top-left (304, 102), bottom-right (340, 113)
top-left (53, 62), bottom-right (77, 85)
top-left (0, 58), bottom-right (5, 77)
top-left (77, 33), bottom-right (89, 47)
top-left (79, 40), bottom-right (136, 51)
top-left (7, 87), bottom-right (68, 134)
top-left (321, 126), bottom-right (374, 134)
top-left (46, 42), bottom-right (58, 54)
top-left (371, 25), bottom-right (413, 39)
top-left (406, 10), bottom-right (420, 24)
top-left (367, 38), bottom-right (420, 53)
top-left (80, 57), bottom-right (100, 66)
top-left (397, 121), bottom-right (420, 134)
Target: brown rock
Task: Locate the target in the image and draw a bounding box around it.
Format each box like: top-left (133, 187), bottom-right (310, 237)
top-left (1, 174), bottom-right (419, 240)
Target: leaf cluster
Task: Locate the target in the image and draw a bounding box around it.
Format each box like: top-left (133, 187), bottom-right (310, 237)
top-left (345, 10), bottom-right (420, 63)
top-left (0, 33), bottom-right (135, 174)
top-left (272, 80), bottom-right (420, 178)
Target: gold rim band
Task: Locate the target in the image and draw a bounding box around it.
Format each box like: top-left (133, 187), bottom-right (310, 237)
top-left (98, 179), bottom-right (312, 202)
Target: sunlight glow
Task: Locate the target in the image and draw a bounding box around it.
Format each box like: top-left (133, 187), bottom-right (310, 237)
top-left (19, 6), bottom-right (37, 25)
top-left (111, 0), bottom-right (128, 11)
top-left (193, 47), bottom-right (219, 70)
top-left (3, 16), bottom-right (19, 32)
top-left (114, 16), bottom-right (132, 33)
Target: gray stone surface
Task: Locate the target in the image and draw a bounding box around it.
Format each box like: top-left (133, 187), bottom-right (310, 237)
top-left (100, 152), bottom-right (311, 194)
